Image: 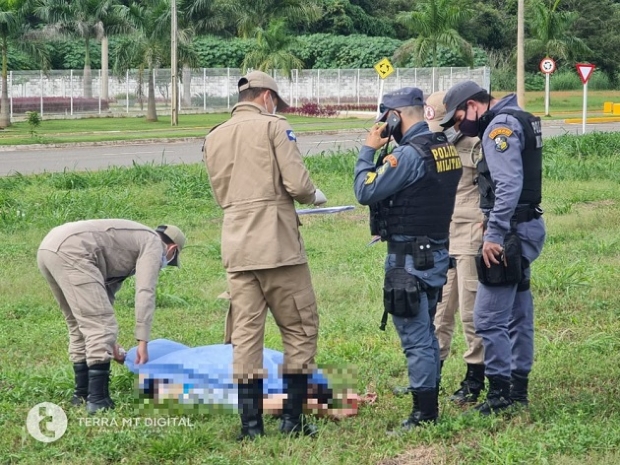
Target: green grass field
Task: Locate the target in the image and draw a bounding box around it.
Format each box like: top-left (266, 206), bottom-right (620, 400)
top-left (1, 132), bottom-right (620, 464)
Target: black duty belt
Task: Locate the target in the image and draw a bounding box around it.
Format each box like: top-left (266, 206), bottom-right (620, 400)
top-left (387, 241), bottom-right (445, 255)
top-left (512, 205), bottom-right (544, 224)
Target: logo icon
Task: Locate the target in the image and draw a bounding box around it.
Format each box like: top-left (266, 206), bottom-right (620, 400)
top-left (26, 402), bottom-right (68, 443)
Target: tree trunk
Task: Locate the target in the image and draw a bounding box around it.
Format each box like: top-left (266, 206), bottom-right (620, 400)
top-left (0, 36), bottom-right (11, 128)
top-left (84, 38), bottom-right (92, 99)
top-left (182, 64), bottom-right (191, 107)
top-left (101, 36), bottom-right (109, 101)
top-left (147, 67), bottom-right (158, 122)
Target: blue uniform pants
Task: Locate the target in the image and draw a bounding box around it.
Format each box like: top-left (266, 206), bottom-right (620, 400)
top-left (474, 218), bottom-right (545, 378)
top-left (386, 251), bottom-right (449, 391)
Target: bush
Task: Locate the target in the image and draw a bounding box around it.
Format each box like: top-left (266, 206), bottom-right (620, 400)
top-left (10, 97), bottom-right (109, 114)
top-left (551, 71), bottom-right (581, 91)
top-left (281, 102), bottom-right (338, 117)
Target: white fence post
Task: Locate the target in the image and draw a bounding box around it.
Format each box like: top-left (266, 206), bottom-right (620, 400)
top-left (70, 70), bottom-right (74, 115)
top-left (9, 71), bottom-right (13, 119)
top-left (203, 68), bottom-right (206, 111)
top-left (98, 69), bottom-right (102, 115)
top-left (227, 68), bottom-right (230, 110)
top-left (40, 71), bottom-right (43, 116)
top-left (126, 70), bottom-right (129, 114)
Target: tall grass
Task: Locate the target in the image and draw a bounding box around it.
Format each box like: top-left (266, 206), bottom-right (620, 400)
top-left (2, 135), bottom-right (620, 464)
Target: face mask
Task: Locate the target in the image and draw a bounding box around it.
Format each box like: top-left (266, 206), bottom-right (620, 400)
top-left (444, 127), bottom-right (458, 143)
top-left (265, 93), bottom-right (277, 115)
top-left (459, 106), bottom-right (480, 138)
top-left (161, 247), bottom-right (176, 269)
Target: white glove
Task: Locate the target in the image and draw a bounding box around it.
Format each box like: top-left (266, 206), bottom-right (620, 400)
top-left (313, 188), bottom-right (328, 206)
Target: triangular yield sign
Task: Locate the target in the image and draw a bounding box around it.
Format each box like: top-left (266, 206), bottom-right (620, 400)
top-left (576, 63), bottom-right (595, 85)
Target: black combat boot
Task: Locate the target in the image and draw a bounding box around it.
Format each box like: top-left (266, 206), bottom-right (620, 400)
top-left (237, 379), bottom-right (265, 441)
top-left (450, 364), bottom-right (485, 405)
top-left (510, 370), bottom-right (529, 407)
top-left (279, 374), bottom-right (318, 437)
top-left (71, 361), bottom-right (89, 406)
top-left (401, 389), bottom-right (438, 431)
top-left (472, 375), bottom-right (513, 416)
top-left (86, 362), bottom-right (115, 414)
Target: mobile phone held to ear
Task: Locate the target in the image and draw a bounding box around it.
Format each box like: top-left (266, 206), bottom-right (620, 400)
top-left (380, 112), bottom-right (402, 138)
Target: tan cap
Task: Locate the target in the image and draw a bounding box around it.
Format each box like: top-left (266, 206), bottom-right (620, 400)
top-left (425, 91), bottom-right (447, 133)
top-left (156, 225), bottom-right (186, 267)
top-left (238, 71), bottom-right (290, 112)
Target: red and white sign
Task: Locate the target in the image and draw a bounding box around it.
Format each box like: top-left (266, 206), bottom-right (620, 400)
top-left (540, 57), bottom-right (556, 74)
top-left (576, 63), bottom-right (596, 85)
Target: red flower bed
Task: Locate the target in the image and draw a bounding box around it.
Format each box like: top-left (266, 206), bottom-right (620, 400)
top-left (4, 97), bottom-right (109, 114)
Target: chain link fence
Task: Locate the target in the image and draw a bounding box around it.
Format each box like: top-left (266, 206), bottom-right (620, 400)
top-left (1, 67), bottom-right (490, 119)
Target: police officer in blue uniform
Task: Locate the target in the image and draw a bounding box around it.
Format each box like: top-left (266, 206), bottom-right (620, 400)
top-left (439, 81), bottom-right (546, 415)
top-left (354, 87), bottom-right (462, 429)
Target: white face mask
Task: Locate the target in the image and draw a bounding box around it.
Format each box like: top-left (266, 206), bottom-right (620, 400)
top-left (265, 93), bottom-right (277, 115)
top-left (161, 253), bottom-right (168, 269)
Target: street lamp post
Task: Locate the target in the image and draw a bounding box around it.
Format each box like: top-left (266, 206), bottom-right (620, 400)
top-left (171, 0), bottom-right (178, 126)
top-left (517, 0), bottom-right (525, 109)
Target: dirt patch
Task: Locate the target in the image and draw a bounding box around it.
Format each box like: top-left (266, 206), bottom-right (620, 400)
top-left (378, 446), bottom-right (443, 465)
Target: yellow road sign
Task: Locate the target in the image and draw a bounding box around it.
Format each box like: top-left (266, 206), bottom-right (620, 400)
top-left (374, 58), bottom-right (395, 79)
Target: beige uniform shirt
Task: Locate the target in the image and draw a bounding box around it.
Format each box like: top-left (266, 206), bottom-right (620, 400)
top-left (204, 103), bottom-right (316, 272)
top-left (39, 219), bottom-right (165, 341)
top-left (449, 136), bottom-right (485, 256)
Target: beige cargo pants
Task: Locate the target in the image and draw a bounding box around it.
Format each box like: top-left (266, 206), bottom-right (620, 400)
top-left (37, 249), bottom-right (117, 366)
top-left (225, 263), bottom-right (319, 382)
top-left (434, 255), bottom-right (484, 365)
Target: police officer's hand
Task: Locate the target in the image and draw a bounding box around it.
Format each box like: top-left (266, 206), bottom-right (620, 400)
top-left (365, 123), bottom-right (390, 150)
top-left (112, 344), bottom-right (126, 364)
top-left (135, 340), bottom-right (149, 365)
top-left (482, 240), bottom-right (505, 268)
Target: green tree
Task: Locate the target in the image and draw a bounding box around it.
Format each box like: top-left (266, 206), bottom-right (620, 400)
top-left (394, 0), bottom-right (473, 68)
top-left (241, 19), bottom-right (303, 77)
top-left (0, 0), bottom-right (22, 127)
top-left (34, 0), bottom-right (131, 99)
top-left (525, 0), bottom-right (590, 63)
top-left (113, 0), bottom-right (196, 121)
top-left (1, 0), bottom-right (48, 128)
top-left (218, 0), bottom-right (322, 38)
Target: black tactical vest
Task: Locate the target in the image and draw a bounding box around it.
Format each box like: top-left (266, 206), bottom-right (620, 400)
top-left (477, 109), bottom-right (543, 210)
top-left (370, 132), bottom-right (463, 241)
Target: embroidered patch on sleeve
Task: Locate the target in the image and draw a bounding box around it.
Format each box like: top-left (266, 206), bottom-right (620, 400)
top-left (488, 127), bottom-right (513, 139)
top-left (377, 164), bottom-right (388, 175)
top-left (384, 154), bottom-right (398, 168)
top-left (494, 135), bottom-right (509, 152)
top-left (364, 172), bottom-right (377, 184)
top-left (286, 130), bottom-right (297, 141)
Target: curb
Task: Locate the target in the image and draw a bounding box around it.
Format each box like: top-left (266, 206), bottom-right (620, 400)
top-left (0, 129), bottom-right (368, 152)
top-left (563, 117), bottom-right (620, 124)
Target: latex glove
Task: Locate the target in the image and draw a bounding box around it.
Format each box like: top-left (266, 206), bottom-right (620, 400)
top-left (313, 188), bottom-right (328, 206)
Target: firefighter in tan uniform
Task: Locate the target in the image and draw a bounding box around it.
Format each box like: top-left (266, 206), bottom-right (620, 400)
top-left (37, 219), bottom-right (186, 414)
top-left (203, 71), bottom-right (327, 440)
top-left (425, 92), bottom-right (486, 404)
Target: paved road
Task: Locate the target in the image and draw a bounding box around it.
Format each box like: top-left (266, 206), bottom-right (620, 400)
top-left (1, 120), bottom-right (619, 176)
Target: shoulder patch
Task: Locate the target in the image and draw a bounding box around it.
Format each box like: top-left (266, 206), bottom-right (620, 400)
top-left (489, 127), bottom-right (513, 139)
top-left (286, 129), bottom-right (297, 141)
top-left (494, 135), bottom-right (509, 152)
top-left (364, 172), bottom-right (377, 184)
top-left (384, 154), bottom-right (398, 168)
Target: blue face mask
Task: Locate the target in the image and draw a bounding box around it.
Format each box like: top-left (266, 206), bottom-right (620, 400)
top-left (161, 253), bottom-right (169, 269)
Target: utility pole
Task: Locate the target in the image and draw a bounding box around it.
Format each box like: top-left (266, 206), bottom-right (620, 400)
top-left (517, 0), bottom-right (525, 109)
top-left (171, 0), bottom-right (178, 126)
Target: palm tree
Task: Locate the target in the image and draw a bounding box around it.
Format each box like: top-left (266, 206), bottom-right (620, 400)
top-left (113, 0), bottom-right (196, 122)
top-left (218, 0), bottom-right (322, 38)
top-left (1, 0), bottom-right (48, 128)
top-left (394, 0), bottom-right (473, 68)
top-left (241, 19), bottom-right (304, 78)
top-left (34, 0), bottom-right (131, 100)
top-left (525, 0), bottom-right (590, 61)
top-left (0, 0), bottom-right (22, 128)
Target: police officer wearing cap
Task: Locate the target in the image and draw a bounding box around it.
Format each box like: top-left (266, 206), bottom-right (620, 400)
top-left (354, 87), bottom-right (462, 430)
top-left (425, 91), bottom-right (487, 405)
top-left (203, 71), bottom-right (327, 440)
top-left (440, 81), bottom-right (546, 415)
top-left (37, 219), bottom-right (186, 414)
